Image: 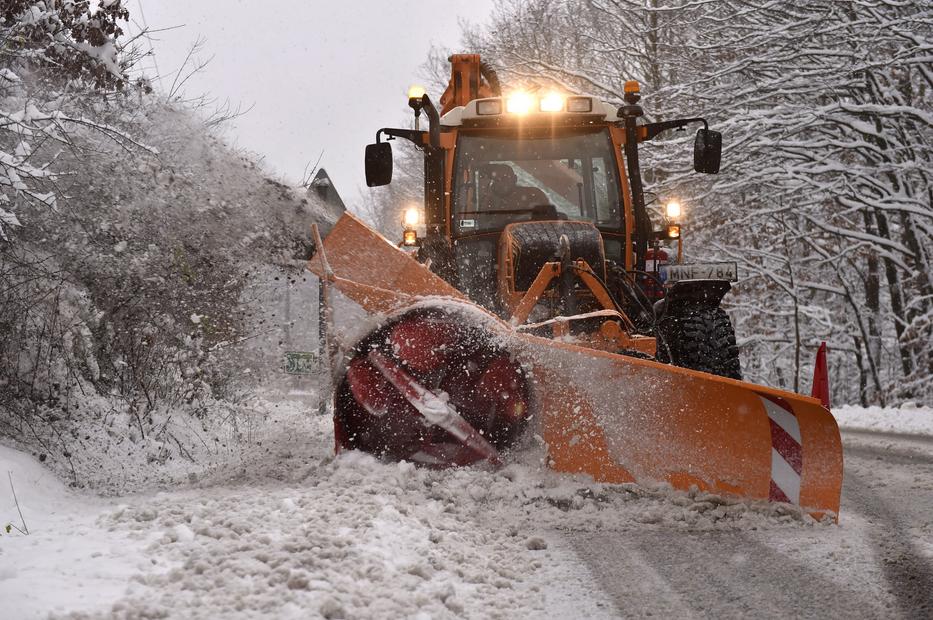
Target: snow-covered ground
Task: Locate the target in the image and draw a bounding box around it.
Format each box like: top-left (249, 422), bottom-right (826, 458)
top-left (834, 403), bottom-right (933, 436)
top-left (2, 401), bottom-right (931, 618)
top-left (3, 398), bottom-right (618, 619)
top-left (0, 446), bottom-right (147, 617)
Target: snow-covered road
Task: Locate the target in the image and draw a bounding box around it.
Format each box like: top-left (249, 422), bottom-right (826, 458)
top-left (2, 403), bottom-right (931, 619)
top-left (568, 426), bottom-right (933, 618)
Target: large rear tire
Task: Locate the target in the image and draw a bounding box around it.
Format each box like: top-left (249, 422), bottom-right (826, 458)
top-left (658, 306), bottom-right (742, 380)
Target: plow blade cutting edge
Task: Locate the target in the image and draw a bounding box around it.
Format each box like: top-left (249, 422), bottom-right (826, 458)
top-left (310, 213), bottom-right (843, 520)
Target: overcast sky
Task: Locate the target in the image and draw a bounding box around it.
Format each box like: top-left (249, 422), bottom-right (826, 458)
top-left (136, 0), bottom-right (495, 210)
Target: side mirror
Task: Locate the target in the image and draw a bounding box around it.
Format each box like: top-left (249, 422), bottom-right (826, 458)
top-left (365, 142), bottom-right (393, 187)
top-left (694, 129), bottom-right (722, 174)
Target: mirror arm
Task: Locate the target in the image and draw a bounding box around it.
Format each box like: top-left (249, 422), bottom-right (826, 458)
top-left (376, 127), bottom-right (429, 147)
top-left (374, 95), bottom-right (439, 148)
top-left (642, 117), bottom-right (708, 141)
top-left (618, 96), bottom-right (649, 273)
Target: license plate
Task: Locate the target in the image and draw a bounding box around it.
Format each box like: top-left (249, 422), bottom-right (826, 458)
top-left (661, 262), bottom-right (738, 282)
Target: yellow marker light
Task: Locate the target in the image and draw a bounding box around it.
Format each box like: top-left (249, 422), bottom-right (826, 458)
top-left (407, 85), bottom-right (426, 100)
top-left (624, 80), bottom-right (640, 94)
top-left (403, 230), bottom-right (418, 246)
top-left (665, 200), bottom-right (682, 219)
top-left (667, 224), bottom-right (681, 239)
top-left (506, 91), bottom-right (534, 115)
top-left (403, 207), bottom-right (420, 227)
top-left (539, 92), bottom-right (564, 112)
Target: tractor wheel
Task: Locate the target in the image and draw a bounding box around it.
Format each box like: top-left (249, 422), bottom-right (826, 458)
top-left (658, 306), bottom-right (742, 380)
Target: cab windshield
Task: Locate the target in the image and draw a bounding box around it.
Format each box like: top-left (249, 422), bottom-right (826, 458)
top-left (452, 128), bottom-right (623, 235)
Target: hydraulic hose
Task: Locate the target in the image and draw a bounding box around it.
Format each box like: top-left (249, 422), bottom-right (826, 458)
top-left (479, 61), bottom-right (502, 96)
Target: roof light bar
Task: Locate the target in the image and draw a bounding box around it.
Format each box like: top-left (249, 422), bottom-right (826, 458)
top-left (446, 95), bottom-right (609, 125)
top-left (505, 91), bottom-right (534, 115)
top-left (476, 100), bottom-right (502, 115)
top-left (567, 97), bottom-right (593, 113)
top-left (539, 92), bottom-right (564, 112)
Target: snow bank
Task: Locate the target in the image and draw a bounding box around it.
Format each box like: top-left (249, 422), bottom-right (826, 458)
top-left (85, 452), bottom-right (615, 619)
top-left (0, 394), bottom-right (319, 495)
top-left (834, 404), bottom-right (933, 436)
top-left (0, 446), bottom-right (147, 619)
top-left (78, 449), bottom-right (817, 619)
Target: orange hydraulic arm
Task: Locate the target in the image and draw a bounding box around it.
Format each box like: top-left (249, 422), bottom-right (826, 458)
top-left (440, 53), bottom-right (500, 115)
top-left (505, 259), bottom-right (654, 356)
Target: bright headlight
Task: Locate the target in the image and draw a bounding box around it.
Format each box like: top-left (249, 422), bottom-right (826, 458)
top-left (506, 91), bottom-right (533, 115)
top-left (407, 84), bottom-right (426, 100)
top-left (403, 206), bottom-right (420, 227)
top-left (539, 92), bottom-right (564, 112)
top-left (665, 200), bottom-right (682, 219)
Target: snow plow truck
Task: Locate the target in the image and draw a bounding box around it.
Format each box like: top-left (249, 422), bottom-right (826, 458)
top-left (309, 54), bottom-right (843, 520)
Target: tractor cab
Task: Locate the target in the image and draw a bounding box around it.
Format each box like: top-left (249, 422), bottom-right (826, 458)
top-left (451, 125), bottom-right (623, 236)
top-left (444, 104), bottom-right (627, 318)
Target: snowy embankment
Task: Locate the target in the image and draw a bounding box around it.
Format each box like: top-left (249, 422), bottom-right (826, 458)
top-left (833, 403), bottom-right (933, 436)
top-left (0, 444), bottom-right (145, 616)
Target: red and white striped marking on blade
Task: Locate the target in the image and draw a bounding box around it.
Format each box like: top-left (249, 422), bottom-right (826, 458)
top-left (367, 350), bottom-right (503, 467)
top-left (760, 395), bottom-right (803, 505)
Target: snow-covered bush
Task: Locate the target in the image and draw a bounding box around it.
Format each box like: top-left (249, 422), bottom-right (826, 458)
top-left (0, 1), bottom-right (147, 239)
top-left (2, 0), bottom-right (131, 89)
top-left (0, 97), bottom-right (326, 458)
top-left (0, 2), bottom-right (330, 476)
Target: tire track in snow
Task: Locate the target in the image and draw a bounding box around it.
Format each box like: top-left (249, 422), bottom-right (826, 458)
top-left (560, 427), bottom-right (933, 618)
top-left (568, 529), bottom-right (892, 618)
top-left (841, 429), bottom-right (933, 619)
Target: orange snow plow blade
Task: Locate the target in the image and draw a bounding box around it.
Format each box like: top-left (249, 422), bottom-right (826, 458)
top-left (310, 214), bottom-right (843, 519)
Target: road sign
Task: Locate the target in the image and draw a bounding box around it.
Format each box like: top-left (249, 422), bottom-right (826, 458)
top-left (283, 351), bottom-right (318, 375)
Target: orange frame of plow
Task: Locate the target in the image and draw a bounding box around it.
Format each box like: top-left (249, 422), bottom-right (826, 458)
top-left (504, 258), bottom-right (656, 357)
top-left (309, 213), bottom-right (844, 521)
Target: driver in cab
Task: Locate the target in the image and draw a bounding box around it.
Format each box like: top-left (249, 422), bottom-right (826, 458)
top-left (481, 163), bottom-right (550, 212)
